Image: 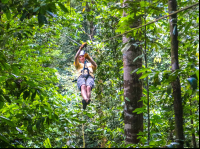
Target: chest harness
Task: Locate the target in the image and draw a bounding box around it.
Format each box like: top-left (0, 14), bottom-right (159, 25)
top-left (81, 60), bottom-right (90, 79)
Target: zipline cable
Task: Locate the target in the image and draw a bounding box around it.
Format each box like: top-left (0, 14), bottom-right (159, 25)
top-left (66, 35), bottom-right (82, 46)
top-left (101, 2), bottom-right (199, 43)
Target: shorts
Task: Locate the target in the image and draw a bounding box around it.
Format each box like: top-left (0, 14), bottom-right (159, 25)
top-left (77, 75), bottom-right (95, 91)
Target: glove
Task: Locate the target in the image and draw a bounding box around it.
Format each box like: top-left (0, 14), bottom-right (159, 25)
top-left (80, 42), bottom-right (87, 49)
top-left (84, 53), bottom-right (90, 59)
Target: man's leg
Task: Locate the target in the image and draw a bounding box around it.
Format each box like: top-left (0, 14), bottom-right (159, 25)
top-left (81, 85), bottom-right (88, 101)
top-left (86, 86), bottom-right (91, 102)
top-left (85, 76), bottom-right (94, 104)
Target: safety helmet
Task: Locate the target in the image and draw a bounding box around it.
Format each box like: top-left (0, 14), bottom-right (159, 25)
top-left (79, 50), bottom-right (85, 56)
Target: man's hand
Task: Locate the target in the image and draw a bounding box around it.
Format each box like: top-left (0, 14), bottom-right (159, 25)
top-left (80, 42), bottom-right (87, 49)
top-left (84, 53), bottom-right (90, 59)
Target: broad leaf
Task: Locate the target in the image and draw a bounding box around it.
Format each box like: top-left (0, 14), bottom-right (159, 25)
top-left (187, 77), bottom-right (197, 90)
top-left (2, 0), bottom-right (9, 3)
top-left (139, 72), bottom-right (152, 79)
top-left (0, 133), bottom-right (9, 143)
top-left (0, 116), bottom-right (15, 127)
top-left (58, 3), bottom-right (69, 13)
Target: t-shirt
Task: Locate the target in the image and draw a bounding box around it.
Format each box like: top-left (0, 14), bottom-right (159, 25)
top-left (74, 61), bottom-right (97, 78)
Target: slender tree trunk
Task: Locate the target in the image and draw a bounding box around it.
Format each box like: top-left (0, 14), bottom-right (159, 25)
top-left (168, 0), bottom-right (184, 148)
top-left (0, 0), bottom-right (1, 19)
top-left (123, 0), bottom-right (143, 144)
top-left (189, 98), bottom-right (197, 148)
top-left (82, 118), bottom-right (85, 148)
top-left (96, 80), bottom-right (107, 148)
top-left (86, 1), bottom-right (95, 41)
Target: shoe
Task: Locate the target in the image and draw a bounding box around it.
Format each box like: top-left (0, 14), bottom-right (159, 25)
top-left (87, 99), bottom-right (91, 105)
top-left (82, 99), bottom-right (87, 110)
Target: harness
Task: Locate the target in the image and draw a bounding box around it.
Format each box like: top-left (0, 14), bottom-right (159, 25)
top-left (81, 60), bottom-right (90, 79)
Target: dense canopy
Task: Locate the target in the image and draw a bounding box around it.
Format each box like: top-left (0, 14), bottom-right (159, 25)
top-left (0, 0), bottom-right (199, 148)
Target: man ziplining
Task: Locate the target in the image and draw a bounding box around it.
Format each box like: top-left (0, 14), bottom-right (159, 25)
top-left (74, 42), bottom-right (97, 110)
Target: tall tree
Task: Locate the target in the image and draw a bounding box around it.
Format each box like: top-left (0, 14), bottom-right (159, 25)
top-left (0, 0), bottom-right (1, 19)
top-left (122, 0), bottom-right (143, 144)
top-left (168, 0), bottom-right (184, 148)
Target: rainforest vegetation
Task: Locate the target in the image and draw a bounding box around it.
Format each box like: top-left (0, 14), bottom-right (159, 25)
top-left (0, 0), bottom-right (199, 148)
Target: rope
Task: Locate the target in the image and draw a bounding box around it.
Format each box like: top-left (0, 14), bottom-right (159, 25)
top-left (101, 2), bottom-right (199, 43)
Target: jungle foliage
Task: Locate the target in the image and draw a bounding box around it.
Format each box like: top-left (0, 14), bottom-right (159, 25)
top-left (0, 0), bottom-right (199, 148)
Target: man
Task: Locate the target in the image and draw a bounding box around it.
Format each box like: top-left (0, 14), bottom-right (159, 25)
top-left (74, 42), bottom-right (97, 109)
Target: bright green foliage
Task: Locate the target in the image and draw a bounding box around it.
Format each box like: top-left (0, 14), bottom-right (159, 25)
top-left (0, 0), bottom-right (199, 148)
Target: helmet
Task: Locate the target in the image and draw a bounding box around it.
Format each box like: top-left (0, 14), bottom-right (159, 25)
top-left (79, 50), bottom-right (85, 56)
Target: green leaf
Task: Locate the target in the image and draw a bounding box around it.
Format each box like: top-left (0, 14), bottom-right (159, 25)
top-left (23, 91), bottom-right (30, 100)
top-left (187, 77), bottom-right (197, 90)
top-left (159, 90), bottom-right (165, 100)
top-left (1, 61), bottom-right (10, 70)
top-left (0, 133), bottom-right (9, 143)
top-left (185, 21), bottom-right (192, 32)
top-left (0, 116), bottom-right (15, 127)
top-left (3, 95), bottom-right (11, 103)
top-left (139, 72), bottom-right (152, 79)
top-left (2, 0), bottom-right (9, 3)
top-left (140, 1), bottom-right (146, 7)
top-left (0, 76), bottom-right (7, 82)
top-left (58, 3), bottom-right (69, 13)
top-left (36, 119), bottom-right (41, 130)
top-left (5, 8), bottom-right (11, 20)
top-left (167, 85), bottom-right (172, 95)
top-left (31, 91), bottom-right (36, 102)
top-left (0, 100), bottom-right (4, 109)
top-left (195, 68), bottom-right (199, 81)
top-left (38, 14), bottom-right (47, 27)
top-left (40, 106), bottom-right (45, 113)
top-left (33, 7), bottom-right (40, 13)
top-left (86, 113), bottom-right (93, 118)
top-left (121, 42), bottom-right (131, 53)
top-left (40, 95), bottom-right (44, 101)
top-left (0, 95), bottom-right (5, 109)
top-left (136, 68), bottom-right (151, 74)
top-left (41, 117), bottom-right (45, 124)
top-left (125, 97), bottom-right (130, 102)
top-left (27, 124), bottom-right (33, 134)
top-left (133, 54), bottom-right (144, 63)
top-left (54, 113), bottom-right (59, 120)
top-left (131, 68), bottom-right (139, 74)
top-left (149, 141), bottom-right (156, 146)
top-left (132, 106), bottom-right (146, 114)
top-left (11, 65), bottom-right (19, 75)
top-left (44, 138), bottom-right (52, 148)
top-left (20, 11), bottom-right (28, 21)
top-left (79, 120), bottom-right (87, 123)
top-left (6, 22), bottom-right (10, 30)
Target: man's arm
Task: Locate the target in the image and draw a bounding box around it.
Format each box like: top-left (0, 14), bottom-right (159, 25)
top-left (85, 54), bottom-right (97, 71)
top-left (74, 43), bottom-right (87, 67)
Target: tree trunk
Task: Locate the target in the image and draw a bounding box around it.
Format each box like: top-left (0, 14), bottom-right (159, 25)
top-left (168, 0), bottom-right (184, 148)
top-left (86, 1), bottom-right (95, 41)
top-left (189, 98), bottom-right (197, 148)
top-left (123, 0), bottom-right (143, 144)
top-left (0, 0), bottom-right (1, 19)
